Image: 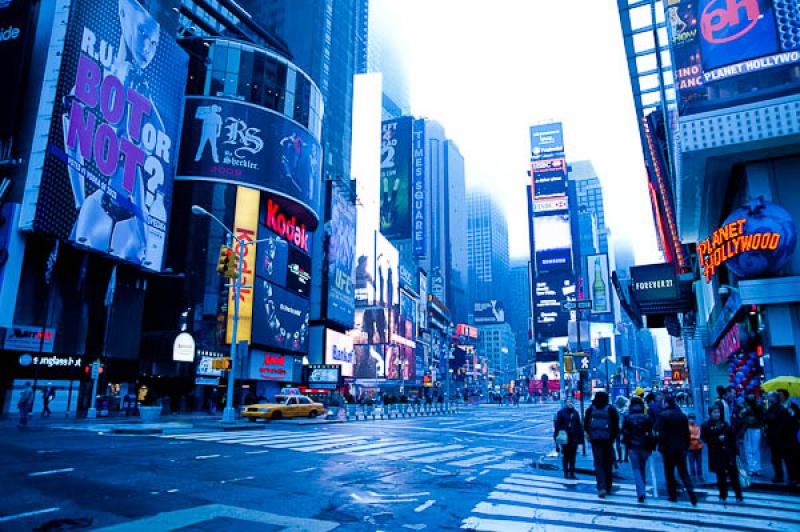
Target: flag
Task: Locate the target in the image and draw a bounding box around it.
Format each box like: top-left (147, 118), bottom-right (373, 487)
top-left (104, 265), bottom-right (117, 307)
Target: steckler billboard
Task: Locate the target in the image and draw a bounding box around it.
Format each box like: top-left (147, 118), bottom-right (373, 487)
top-left (20, 0), bottom-right (188, 272)
top-left (530, 123), bottom-right (564, 160)
top-left (324, 181), bottom-right (356, 328)
top-left (668, 0), bottom-right (800, 115)
top-left (380, 117), bottom-right (412, 239)
top-left (178, 96), bottom-right (322, 219)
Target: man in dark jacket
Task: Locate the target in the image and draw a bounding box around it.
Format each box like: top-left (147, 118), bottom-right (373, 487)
top-left (701, 403), bottom-right (743, 503)
top-left (554, 397), bottom-right (584, 479)
top-left (584, 391), bottom-right (619, 497)
top-left (656, 395), bottom-right (697, 505)
top-left (622, 396), bottom-right (654, 502)
top-left (765, 391), bottom-right (799, 485)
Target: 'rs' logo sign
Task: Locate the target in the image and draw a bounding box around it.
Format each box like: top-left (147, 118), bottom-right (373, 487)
top-left (701, 0), bottom-right (761, 44)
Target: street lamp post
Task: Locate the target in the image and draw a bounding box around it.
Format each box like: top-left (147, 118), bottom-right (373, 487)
top-left (191, 205), bottom-right (272, 424)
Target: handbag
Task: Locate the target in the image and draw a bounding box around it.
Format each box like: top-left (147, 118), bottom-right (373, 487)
top-left (556, 430), bottom-right (568, 445)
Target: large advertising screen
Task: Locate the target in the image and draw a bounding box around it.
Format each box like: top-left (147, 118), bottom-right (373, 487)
top-left (325, 329), bottom-right (355, 377)
top-left (530, 123), bottom-right (564, 160)
top-left (531, 158), bottom-right (568, 199)
top-left (380, 117), bottom-right (412, 239)
top-left (534, 213), bottom-right (573, 272)
top-left (178, 96), bottom-right (322, 218)
top-left (21, 0), bottom-right (188, 272)
top-left (0, 0), bottom-right (37, 138)
top-left (586, 254), bottom-right (611, 315)
top-left (251, 279), bottom-right (310, 353)
top-left (325, 182), bottom-right (356, 328)
top-left (534, 272), bottom-right (576, 340)
top-left (668, 0), bottom-right (800, 115)
top-left (473, 300), bottom-right (506, 324)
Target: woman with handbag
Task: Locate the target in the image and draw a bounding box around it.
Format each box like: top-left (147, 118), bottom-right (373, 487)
top-left (622, 396), bottom-right (654, 502)
top-left (701, 403), bottom-right (744, 503)
top-left (554, 397), bottom-right (584, 479)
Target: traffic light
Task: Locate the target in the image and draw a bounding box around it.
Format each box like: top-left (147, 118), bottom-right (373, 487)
top-left (563, 354), bottom-right (574, 373)
top-left (224, 248), bottom-right (239, 278)
top-left (211, 357), bottom-right (232, 370)
top-left (216, 245), bottom-right (231, 273)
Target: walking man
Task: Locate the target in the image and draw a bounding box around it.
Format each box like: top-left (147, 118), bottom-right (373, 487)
top-left (701, 404), bottom-right (743, 503)
top-left (554, 397), bottom-right (584, 479)
top-left (41, 385), bottom-right (55, 418)
top-left (622, 396), bottom-right (654, 503)
top-left (739, 392), bottom-right (765, 475)
top-left (656, 395), bottom-right (697, 505)
top-left (17, 382), bottom-right (34, 428)
top-left (584, 391), bottom-right (619, 498)
top-left (765, 391), bottom-right (799, 485)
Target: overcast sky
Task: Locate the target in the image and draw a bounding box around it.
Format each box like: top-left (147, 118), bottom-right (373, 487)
top-left (374, 0), bottom-right (663, 265)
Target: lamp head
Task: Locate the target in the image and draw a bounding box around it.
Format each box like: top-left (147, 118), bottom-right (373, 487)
top-left (191, 205), bottom-right (209, 216)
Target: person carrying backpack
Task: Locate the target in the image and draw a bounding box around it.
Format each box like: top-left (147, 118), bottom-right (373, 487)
top-left (656, 395), bottom-right (698, 505)
top-left (584, 391), bottom-right (619, 498)
top-left (622, 396), bottom-right (655, 502)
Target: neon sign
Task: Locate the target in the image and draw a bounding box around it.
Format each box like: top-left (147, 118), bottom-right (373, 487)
top-left (701, 0), bottom-right (760, 44)
top-left (699, 218), bottom-right (782, 282)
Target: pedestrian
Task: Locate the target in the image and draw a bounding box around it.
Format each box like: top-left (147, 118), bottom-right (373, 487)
top-left (738, 392), bottom-right (765, 476)
top-left (621, 396), bottom-right (654, 503)
top-left (17, 382), bottom-right (34, 428)
top-left (714, 385), bottom-right (730, 424)
top-left (688, 413), bottom-right (704, 483)
top-left (701, 404), bottom-right (744, 503)
top-left (765, 391), bottom-right (799, 485)
top-left (41, 385), bottom-right (55, 418)
top-left (615, 395), bottom-right (630, 466)
top-left (541, 374), bottom-right (549, 402)
top-left (554, 397), bottom-right (584, 479)
top-left (656, 394), bottom-right (697, 505)
top-left (584, 391), bottom-right (619, 498)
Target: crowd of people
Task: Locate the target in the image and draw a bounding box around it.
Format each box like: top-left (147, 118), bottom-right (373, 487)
top-left (554, 385), bottom-right (800, 505)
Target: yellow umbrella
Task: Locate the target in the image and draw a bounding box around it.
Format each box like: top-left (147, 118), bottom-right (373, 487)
top-left (762, 376), bottom-right (800, 397)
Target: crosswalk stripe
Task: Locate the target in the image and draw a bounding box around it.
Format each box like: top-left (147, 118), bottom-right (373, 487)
top-left (319, 439), bottom-right (409, 454)
top-left (348, 442), bottom-right (440, 457)
top-left (461, 516), bottom-right (576, 532)
top-left (449, 451), bottom-right (513, 467)
top-left (411, 447), bottom-right (495, 464)
top-left (213, 435), bottom-right (331, 446)
top-left (490, 486), bottom-right (797, 530)
top-left (290, 439), bottom-right (372, 453)
top-left (384, 444), bottom-right (465, 460)
top-left (261, 435), bottom-right (360, 448)
top-left (499, 479), bottom-right (800, 517)
top-left (470, 501), bottom-right (727, 532)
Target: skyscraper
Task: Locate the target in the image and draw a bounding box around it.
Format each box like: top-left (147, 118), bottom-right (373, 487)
top-left (568, 161), bottom-right (608, 254)
top-left (366, 0), bottom-right (411, 119)
top-left (467, 190), bottom-right (510, 308)
top-left (508, 259), bottom-right (533, 368)
top-left (445, 141), bottom-right (468, 324)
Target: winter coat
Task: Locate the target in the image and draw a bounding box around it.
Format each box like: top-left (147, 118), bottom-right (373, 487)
top-left (554, 407), bottom-right (584, 446)
top-left (656, 406), bottom-right (691, 453)
top-left (622, 405), bottom-right (654, 451)
top-left (584, 404), bottom-right (620, 442)
top-left (765, 403), bottom-right (796, 450)
top-left (701, 420), bottom-right (738, 474)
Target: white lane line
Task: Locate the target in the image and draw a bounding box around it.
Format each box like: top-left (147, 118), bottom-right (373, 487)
top-left (411, 447), bottom-right (495, 464)
top-left (320, 439), bottom-right (410, 454)
top-left (244, 450), bottom-right (271, 454)
top-left (384, 425), bottom-right (550, 441)
top-left (479, 469), bottom-right (491, 475)
top-left (385, 444), bottom-right (464, 460)
top-left (294, 467), bottom-right (317, 473)
top-left (465, 476), bottom-right (477, 482)
top-left (194, 454), bottom-right (221, 460)
top-left (461, 516), bottom-right (582, 532)
top-left (472, 501), bottom-right (727, 532)
top-left (220, 476), bottom-right (255, 484)
top-left (349, 442), bottom-right (436, 457)
top-left (166, 489), bottom-right (179, 493)
top-left (28, 468), bottom-right (74, 477)
top-left (370, 491), bottom-right (430, 498)
top-left (36, 450), bottom-right (62, 454)
top-left (350, 493), bottom-right (418, 504)
top-left (0, 507), bottom-right (60, 523)
top-left (414, 500), bottom-right (436, 513)
top-left (293, 439), bottom-right (371, 453)
top-left (449, 451), bottom-right (514, 467)
top-left (267, 436), bottom-right (361, 449)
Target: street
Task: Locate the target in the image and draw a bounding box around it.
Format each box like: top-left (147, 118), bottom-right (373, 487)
top-left (2, 405), bottom-right (800, 531)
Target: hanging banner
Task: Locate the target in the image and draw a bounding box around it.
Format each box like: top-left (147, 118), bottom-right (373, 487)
top-left (412, 119), bottom-right (425, 256)
top-left (226, 187), bottom-right (260, 344)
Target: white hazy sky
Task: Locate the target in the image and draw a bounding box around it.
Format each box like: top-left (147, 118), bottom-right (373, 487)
top-left (373, 0), bottom-right (663, 265)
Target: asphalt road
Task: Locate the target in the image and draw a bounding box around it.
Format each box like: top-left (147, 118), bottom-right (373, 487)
top-left (2, 404), bottom-right (799, 531)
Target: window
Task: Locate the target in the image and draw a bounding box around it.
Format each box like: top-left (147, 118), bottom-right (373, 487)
top-left (288, 397), bottom-right (298, 405)
top-left (298, 397), bottom-right (311, 405)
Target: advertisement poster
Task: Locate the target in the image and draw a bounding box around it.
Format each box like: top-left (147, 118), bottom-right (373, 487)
top-left (0, 0), bottom-right (37, 138)
top-left (325, 329), bottom-right (355, 377)
top-left (226, 187), bottom-right (259, 344)
top-left (473, 300), bottom-right (506, 324)
top-left (412, 119), bottom-right (426, 256)
top-left (251, 279), bottom-right (310, 353)
top-left (22, 0), bottom-right (188, 271)
top-left (534, 272), bottom-right (575, 340)
top-left (380, 117), bottom-right (412, 239)
top-left (534, 213), bottom-right (573, 272)
top-left (353, 344), bottom-right (386, 379)
top-left (531, 158), bottom-right (568, 199)
top-left (386, 344), bottom-right (415, 381)
top-left (179, 97), bottom-right (322, 217)
top-left (586, 253), bottom-right (610, 315)
top-left (324, 182), bottom-right (356, 328)
top-left (254, 228), bottom-right (289, 288)
top-left (530, 123), bottom-right (564, 160)
top-left (286, 247), bottom-right (311, 297)
top-left (668, 0), bottom-right (800, 114)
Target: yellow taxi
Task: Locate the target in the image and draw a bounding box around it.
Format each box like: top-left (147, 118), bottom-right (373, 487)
top-left (241, 395), bottom-right (325, 421)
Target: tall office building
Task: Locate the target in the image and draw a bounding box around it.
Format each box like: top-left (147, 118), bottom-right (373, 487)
top-left (568, 161), bottom-right (609, 254)
top-left (477, 323), bottom-right (517, 385)
top-left (366, 0), bottom-right (411, 118)
top-left (508, 259), bottom-right (533, 368)
top-left (467, 191), bottom-right (510, 308)
top-left (445, 141), bottom-right (469, 324)
top-left (243, 0), bottom-right (359, 183)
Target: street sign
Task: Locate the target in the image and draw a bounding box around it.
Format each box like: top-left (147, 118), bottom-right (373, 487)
top-left (561, 300), bottom-right (592, 312)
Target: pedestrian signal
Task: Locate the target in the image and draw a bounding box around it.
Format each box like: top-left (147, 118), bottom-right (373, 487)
top-left (216, 245), bottom-right (231, 273)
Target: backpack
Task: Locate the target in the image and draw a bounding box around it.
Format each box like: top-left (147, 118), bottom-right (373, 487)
top-left (588, 405), bottom-right (611, 441)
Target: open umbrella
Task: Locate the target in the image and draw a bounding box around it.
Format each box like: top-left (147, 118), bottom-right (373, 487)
top-left (761, 376), bottom-right (800, 397)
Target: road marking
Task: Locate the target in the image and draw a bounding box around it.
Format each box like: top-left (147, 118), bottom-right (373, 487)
top-left (414, 500), bottom-right (436, 513)
top-left (0, 507), bottom-right (60, 523)
top-left (166, 489), bottom-right (179, 493)
top-left (28, 468), bottom-right (74, 477)
top-left (350, 493), bottom-right (418, 504)
top-left (168, 441), bottom-right (190, 445)
top-left (294, 467), bottom-right (317, 473)
top-left (479, 469), bottom-right (490, 475)
top-left (450, 451), bottom-right (514, 467)
top-left (319, 439), bottom-right (409, 454)
top-left (411, 447), bottom-right (494, 464)
top-left (220, 476), bottom-right (254, 484)
top-left (465, 476), bottom-right (477, 482)
top-left (370, 491), bottom-right (430, 498)
top-left (384, 425), bottom-right (550, 441)
top-left (385, 444), bottom-right (464, 459)
top-left (461, 516), bottom-right (581, 532)
top-left (244, 450), bottom-right (270, 454)
top-left (194, 454), bottom-right (220, 460)
top-left (36, 450), bottom-right (62, 454)
top-left (349, 442), bottom-right (438, 457)
top-left (293, 439), bottom-right (371, 453)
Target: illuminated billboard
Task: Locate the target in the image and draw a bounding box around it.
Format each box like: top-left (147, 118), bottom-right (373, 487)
top-left (20, 0), bottom-right (188, 272)
top-left (178, 96), bottom-right (322, 218)
top-left (531, 158), bottom-right (568, 199)
top-left (534, 213), bottom-right (573, 272)
top-left (586, 254), bottom-right (610, 315)
top-left (380, 117), bottom-right (413, 239)
top-left (473, 300), bottom-right (506, 324)
top-left (324, 182), bottom-right (356, 328)
top-left (534, 272), bottom-right (576, 340)
top-left (530, 123), bottom-right (564, 160)
top-left (412, 119), bottom-right (426, 256)
top-left (251, 279), bottom-right (310, 353)
top-left (0, 0), bottom-right (36, 138)
top-left (668, 0), bottom-right (800, 114)
top-left (325, 329), bottom-right (355, 377)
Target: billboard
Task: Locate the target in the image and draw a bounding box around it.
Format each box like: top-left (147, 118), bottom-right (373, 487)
top-left (473, 300), bottom-right (506, 324)
top-left (534, 272), bottom-right (576, 340)
top-left (0, 0), bottom-right (37, 138)
top-left (251, 279), bottom-right (310, 353)
top-left (375, 232), bottom-right (400, 328)
top-left (386, 344), bottom-right (415, 381)
top-left (533, 196), bottom-right (569, 214)
top-left (226, 187), bottom-right (260, 344)
top-left (531, 158), bottom-right (568, 199)
top-left (530, 123), bottom-right (564, 160)
top-left (380, 117), bottom-right (412, 239)
top-left (668, 0), bottom-right (800, 115)
top-left (353, 344), bottom-right (385, 379)
top-left (412, 119), bottom-right (426, 256)
top-left (630, 262), bottom-right (680, 302)
top-left (586, 254), bottom-right (610, 315)
top-left (325, 329), bottom-right (355, 377)
top-left (534, 213), bottom-right (573, 272)
top-left (21, 0), bottom-right (188, 271)
top-left (324, 182), bottom-right (356, 327)
top-left (178, 96), bottom-right (322, 218)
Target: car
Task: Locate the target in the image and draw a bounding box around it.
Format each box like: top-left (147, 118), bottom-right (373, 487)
top-left (241, 395), bottom-right (325, 421)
